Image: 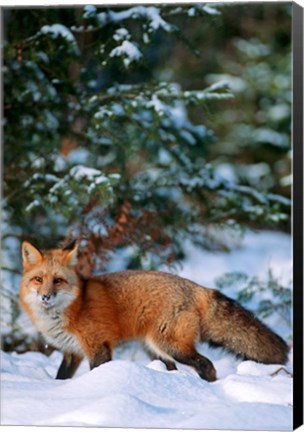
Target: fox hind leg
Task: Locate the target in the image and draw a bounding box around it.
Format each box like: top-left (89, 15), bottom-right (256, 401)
top-left (172, 350), bottom-right (217, 382)
top-left (161, 358), bottom-right (178, 371)
top-left (152, 312), bottom-right (217, 382)
top-left (145, 345), bottom-right (177, 371)
top-left (153, 340), bottom-right (217, 382)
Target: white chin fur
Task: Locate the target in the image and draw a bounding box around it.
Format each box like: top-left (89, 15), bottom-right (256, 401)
top-left (41, 301), bottom-right (55, 309)
top-left (25, 290), bottom-right (75, 312)
top-left (25, 289), bottom-right (83, 355)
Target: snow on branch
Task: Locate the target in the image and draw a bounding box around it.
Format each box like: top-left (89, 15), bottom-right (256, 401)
top-left (40, 24), bottom-right (76, 44)
top-left (109, 40), bottom-right (142, 67)
top-left (85, 5), bottom-right (175, 33)
top-left (25, 165), bottom-right (120, 217)
top-left (90, 81), bottom-right (233, 110)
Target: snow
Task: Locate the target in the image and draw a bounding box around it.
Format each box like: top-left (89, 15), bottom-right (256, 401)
top-left (1, 348), bottom-right (293, 429)
top-left (83, 4), bottom-right (96, 19)
top-left (40, 24), bottom-right (76, 44)
top-left (268, 103), bottom-right (290, 121)
top-left (105, 6), bottom-right (172, 33)
top-left (1, 230), bottom-right (293, 429)
top-left (148, 94), bottom-right (167, 115)
top-left (69, 165), bottom-right (103, 181)
top-left (69, 165), bottom-right (119, 188)
top-left (25, 199), bottom-right (40, 212)
top-left (215, 162), bottom-right (237, 183)
top-left (178, 230), bottom-right (291, 288)
top-left (113, 28), bottom-right (130, 42)
top-left (109, 40), bottom-right (142, 67)
top-left (254, 127), bottom-right (290, 149)
top-left (144, 6), bottom-right (172, 32)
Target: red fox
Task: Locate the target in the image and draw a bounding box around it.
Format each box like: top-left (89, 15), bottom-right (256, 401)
top-left (20, 241), bottom-right (289, 381)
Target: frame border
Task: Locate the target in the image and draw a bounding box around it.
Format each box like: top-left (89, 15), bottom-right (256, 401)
top-left (292, 1), bottom-right (304, 430)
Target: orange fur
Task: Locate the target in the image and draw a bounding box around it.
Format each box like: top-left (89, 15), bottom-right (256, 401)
top-left (20, 242), bottom-right (288, 381)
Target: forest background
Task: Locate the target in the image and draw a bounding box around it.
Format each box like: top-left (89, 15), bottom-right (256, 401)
top-left (2, 2), bottom-right (292, 352)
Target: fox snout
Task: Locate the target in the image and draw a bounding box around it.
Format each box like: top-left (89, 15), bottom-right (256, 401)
top-left (41, 293), bottom-right (52, 304)
top-left (39, 292), bottom-right (56, 308)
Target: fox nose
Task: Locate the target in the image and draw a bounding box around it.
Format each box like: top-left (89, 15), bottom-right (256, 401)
top-left (42, 294), bottom-right (51, 302)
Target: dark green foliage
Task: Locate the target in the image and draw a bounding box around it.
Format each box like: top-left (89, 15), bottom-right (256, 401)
top-left (3, 4), bottom-right (291, 270)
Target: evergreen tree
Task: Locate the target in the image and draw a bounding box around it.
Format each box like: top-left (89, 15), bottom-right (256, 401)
top-left (3, 4), bottom-right (290, 271)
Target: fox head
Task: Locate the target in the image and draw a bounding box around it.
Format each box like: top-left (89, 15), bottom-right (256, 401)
top-left (20, 241), bottom-right (80, 311)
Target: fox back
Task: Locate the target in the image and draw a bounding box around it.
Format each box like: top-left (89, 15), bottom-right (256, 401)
top-left (20, 241), bottom-right (289, 382)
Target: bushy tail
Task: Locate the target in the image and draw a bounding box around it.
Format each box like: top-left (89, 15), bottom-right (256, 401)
top-left (202, 289), bottom-right (289, 365)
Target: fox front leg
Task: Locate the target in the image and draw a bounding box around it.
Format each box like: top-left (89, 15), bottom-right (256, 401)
top-left (89, 342), bottom-right (112, 370)
top-left (56, 353), bottom-right (82, 379)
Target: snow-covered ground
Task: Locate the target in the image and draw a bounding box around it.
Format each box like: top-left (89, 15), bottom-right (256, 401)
top-left (1, 230), bottom-right (293, 430)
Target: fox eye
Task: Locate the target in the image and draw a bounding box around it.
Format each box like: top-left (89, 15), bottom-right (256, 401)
top-left (54, 278), bottom-right (64, 285)
top-left (34, 276), bottom-right (42, 283)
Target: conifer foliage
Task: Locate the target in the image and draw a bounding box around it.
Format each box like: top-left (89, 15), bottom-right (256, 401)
top-left (3, 4), bottom-right (290, 275)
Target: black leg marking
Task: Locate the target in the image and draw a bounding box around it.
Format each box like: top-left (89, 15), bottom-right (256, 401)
top-left (89, 342), bottom-right (112, 370)
top-left (161, 359), bottom-right (178, 371)
top-left (56, 353), bottom-right (82, 380)
top-left (172, 352), bottom-right (217, 382)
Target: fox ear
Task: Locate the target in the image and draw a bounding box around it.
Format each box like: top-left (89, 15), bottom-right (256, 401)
top-left (22, 242), bottom-right (43, 268)
top-left (64, 242), bottom-right (79, 267)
